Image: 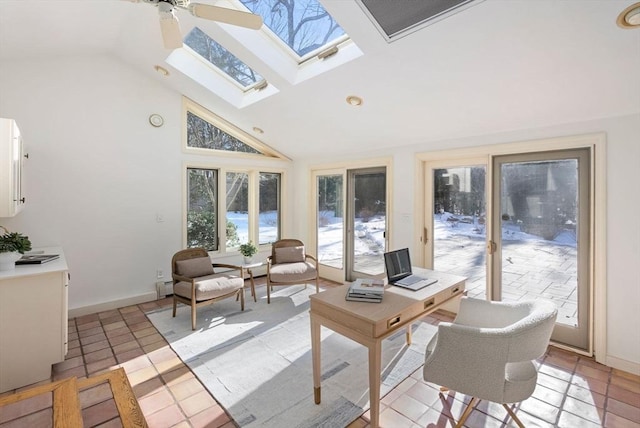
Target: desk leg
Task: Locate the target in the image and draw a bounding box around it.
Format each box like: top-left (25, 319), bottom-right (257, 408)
top-left (368, 340), bottom-right (382, 428)
top-left (311, 314), bottom-right (321, 404)
top-left (406, 325), bottom-right (412, 345)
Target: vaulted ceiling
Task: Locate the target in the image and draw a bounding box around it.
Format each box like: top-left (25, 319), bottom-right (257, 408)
top-left (0, 0), bottom-right (638, 159)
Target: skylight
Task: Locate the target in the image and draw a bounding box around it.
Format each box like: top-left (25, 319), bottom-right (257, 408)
top-left (184, 27), bottom-right (265, 90)
top-left (239, 0), bottom-right (348, 61)
top-left (166, 1), bottom-right (361, 108)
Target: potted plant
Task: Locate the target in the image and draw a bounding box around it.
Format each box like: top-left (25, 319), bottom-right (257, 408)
top-left (0, 226), bottom-right (32, 270)
top-left (239, 241), bottom-right (258, 264)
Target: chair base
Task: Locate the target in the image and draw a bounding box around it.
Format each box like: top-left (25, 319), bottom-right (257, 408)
top-left (439, 390), bottom-right (525, 428)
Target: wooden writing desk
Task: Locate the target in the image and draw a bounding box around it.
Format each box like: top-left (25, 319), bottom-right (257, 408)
top-left (309, 268), bottom-right (466, 428)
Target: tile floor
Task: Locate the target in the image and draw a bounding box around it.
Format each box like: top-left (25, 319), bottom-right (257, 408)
top-left (1, 277), bottom-right (638, 428)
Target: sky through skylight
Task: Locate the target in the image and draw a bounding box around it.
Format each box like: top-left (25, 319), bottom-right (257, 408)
top-left (239, 0), bottom-right (346, 58)
top-left (184, 27), bottom-right (264, 88)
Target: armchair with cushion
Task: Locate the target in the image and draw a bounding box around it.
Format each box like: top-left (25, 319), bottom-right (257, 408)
top-left (171, 248), bottom-right (245, 330)
top-left (266, 239), bottom-right (319, 304)
top-left (423, 296), bottom-right (557, 427)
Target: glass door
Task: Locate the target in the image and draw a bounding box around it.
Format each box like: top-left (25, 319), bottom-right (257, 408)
top-left (315, 172), bottom-right (345, 283)
top-left (314, 166), bottom-right (388, 283)
top-left (346, 167), bottom-right (387, 281)
top-left (491, 149), bottom-right (590, 350)
top-left (426, 162), bottom-right (488, 299)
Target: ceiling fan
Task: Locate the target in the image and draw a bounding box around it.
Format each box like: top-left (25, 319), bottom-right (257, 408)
top-left (129, 0), bottom-right (263, 49)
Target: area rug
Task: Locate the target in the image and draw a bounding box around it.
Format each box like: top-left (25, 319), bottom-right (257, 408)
top-left (147, 284), bottom-right (437, 428)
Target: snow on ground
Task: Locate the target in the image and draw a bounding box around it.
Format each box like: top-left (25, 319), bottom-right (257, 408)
top-left (228, 210), bottom-right (575, 261)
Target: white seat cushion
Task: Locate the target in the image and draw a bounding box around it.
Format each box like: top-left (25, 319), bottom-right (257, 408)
top-left (269, 261), bottom-right (317, 283)
top-left (174, 273), bottom-right (243, 301)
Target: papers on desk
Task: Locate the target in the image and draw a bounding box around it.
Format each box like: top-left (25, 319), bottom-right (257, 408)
top-left (345, 278), bottom-right (384, 303)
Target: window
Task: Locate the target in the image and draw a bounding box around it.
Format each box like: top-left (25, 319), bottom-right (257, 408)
top-left (226, 172), bottom-right (249, 249)
top-left (184, 27), bottom-right (265, 90)
top-left (183, 97), bottom-right (288, 159)
top-left (185, 167), bottom-right (282, 253)
top-left (239, 0), bottom-right (348, 62)
top-left (183, 100), bottom-right (286, 253)
top-left (259, 172), bottom-right (281, 245)
top-left (187, 111), bottom-right (260, 154)
top-left (187, 167), bottom-right (219, 251)
top-left (167, 3), bottom-right (360, 107)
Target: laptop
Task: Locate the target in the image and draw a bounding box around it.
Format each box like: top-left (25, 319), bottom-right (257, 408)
top-left (383, 248), bottom-right (438, 291)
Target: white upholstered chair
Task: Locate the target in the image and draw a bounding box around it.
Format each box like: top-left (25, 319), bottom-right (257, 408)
top-left (266, 239), bottom-right (319, 304)
top-left (423, 296), bottom-right (557, 428)
top-left (171, 248), bottom-right (245, 330)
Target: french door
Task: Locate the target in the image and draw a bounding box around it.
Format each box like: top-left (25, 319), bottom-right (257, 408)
top-left (424, 148), bottom-right (592, 351)
top-left (426, 160), bottom-right (488, 300)
top-left (491, 149), bottom-right (590, 350)
top-left (346, 167), bottom-right (387, 281)
top-left (313, 166), bottom-right (388, 283)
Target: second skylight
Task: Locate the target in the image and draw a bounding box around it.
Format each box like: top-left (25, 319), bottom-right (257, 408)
top-left (184, 26), bottom-right (265, 90)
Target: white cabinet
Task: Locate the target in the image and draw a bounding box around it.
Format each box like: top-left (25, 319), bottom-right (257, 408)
top-left (0, 118), bottom-right (26, 217)
top-left (0, 247), bottom-right (68, 393)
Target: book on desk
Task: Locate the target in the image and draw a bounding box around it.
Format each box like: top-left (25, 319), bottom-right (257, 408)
top-left (16, 254), bottom-right (60, 265)
top-left (345, 278), bottom-right (385, 303)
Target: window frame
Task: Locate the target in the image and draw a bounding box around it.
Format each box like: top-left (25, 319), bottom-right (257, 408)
top-left (235, 0), bottom-right (351, 65)
top-left (183, 27), bottom-right (267, 92)
top-left (257, 171), bottom-right (282, 246)
top-left (185, 166), bottom-right (220, 252)
top-left (182, 97), bottom-right (289, 160)
top-left (183, 162), bottom-right (285, 255)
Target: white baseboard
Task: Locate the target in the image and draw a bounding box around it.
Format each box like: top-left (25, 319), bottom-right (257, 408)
top-left (606, 354), bottom-right (640, 376)
top-left (68, 292), bottom-right (157, 319)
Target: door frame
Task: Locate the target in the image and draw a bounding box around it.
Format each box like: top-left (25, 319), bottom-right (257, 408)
top-left (492, 148), bottom-right (591, 350)
top-left (415, 133), bottom-right (606, 361)
top-left (346, 166), bottom-right (388, 281)
top-left (310, 157), bottom-right (393, 284)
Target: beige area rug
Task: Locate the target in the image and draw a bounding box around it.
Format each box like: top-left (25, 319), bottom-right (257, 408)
top-left (147, 284), bottom-right (437, 428)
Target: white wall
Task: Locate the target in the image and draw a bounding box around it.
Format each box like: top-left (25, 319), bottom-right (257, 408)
top-left (294, 114), bottom-right (640, 373)
top-left (0, 55), bottom-right (291, 313)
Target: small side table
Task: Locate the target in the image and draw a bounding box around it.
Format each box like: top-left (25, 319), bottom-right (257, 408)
top-left (241, 262), bottom-right (263, 302)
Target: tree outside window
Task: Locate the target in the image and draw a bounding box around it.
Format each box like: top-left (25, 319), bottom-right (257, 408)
top-left (187, 168), bottom-right (218, 251)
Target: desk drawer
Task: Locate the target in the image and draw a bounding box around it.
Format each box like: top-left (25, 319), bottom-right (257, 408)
top-left (378, 284), bottom-right (464, 337)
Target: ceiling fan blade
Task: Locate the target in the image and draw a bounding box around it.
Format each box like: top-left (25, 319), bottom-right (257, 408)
top-left (159, 11), bottom-right (183, 49)
top-left (187, 4), bottom-right (263, 30)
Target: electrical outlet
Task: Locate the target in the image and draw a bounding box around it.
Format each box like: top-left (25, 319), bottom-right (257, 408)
top-left (156, 270), bottom-right (163, 279)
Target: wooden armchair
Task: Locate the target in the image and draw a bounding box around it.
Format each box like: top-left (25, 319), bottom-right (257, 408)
top-left (171, 248), bottom-right (245, 330)
top-left (266, 239), bottom-right (319, 304)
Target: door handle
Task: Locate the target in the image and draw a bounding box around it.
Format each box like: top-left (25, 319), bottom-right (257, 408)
top-left (487, 240), bottom-right (497, 255)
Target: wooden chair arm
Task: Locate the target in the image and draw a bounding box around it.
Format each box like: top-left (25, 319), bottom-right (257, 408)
top-left (212, 263), bottom-right (243, 275)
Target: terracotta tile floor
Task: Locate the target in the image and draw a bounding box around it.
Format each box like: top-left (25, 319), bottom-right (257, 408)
top-left (2, 277), bottom-right (639, 427)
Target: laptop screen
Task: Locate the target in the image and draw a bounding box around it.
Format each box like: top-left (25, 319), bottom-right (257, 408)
top-left (384, 248), bottom-right (413, 283)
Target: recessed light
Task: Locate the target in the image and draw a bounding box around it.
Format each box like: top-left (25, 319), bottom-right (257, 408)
top-left (154, 65), bottom-right (170, 76)
top-left (617, 2), bottom-right (640, 28)
top-left (346, 95), bottom-right (363, 106)
top-left (253, 127), bottom-right (264, 134)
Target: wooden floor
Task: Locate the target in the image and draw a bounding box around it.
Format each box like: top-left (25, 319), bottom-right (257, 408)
top-left (1, 277), bottom-right (638, 427)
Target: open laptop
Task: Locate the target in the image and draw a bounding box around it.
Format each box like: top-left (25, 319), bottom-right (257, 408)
top-left (383, 248), bottom-right (437, 291)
